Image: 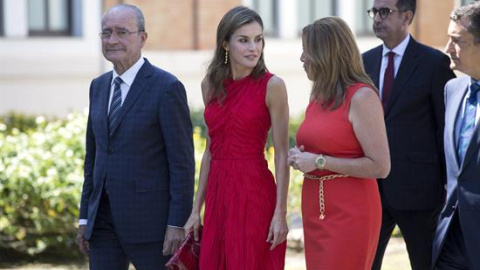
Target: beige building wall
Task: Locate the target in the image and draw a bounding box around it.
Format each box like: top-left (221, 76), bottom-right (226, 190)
top-left (411, 0), bottom-right (455, 49)
top-left (103, 0), bottom-right (242, 50)
top-left (100, 0), bottom-right (459, 50)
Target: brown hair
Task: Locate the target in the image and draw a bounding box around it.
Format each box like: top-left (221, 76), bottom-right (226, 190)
top-left (302, 17), bottom-right (376, 110)
top-left (206, 6), bottom-right (267, 104)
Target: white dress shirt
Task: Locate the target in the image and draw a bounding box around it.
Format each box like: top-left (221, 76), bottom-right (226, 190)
top-left (107, 57), bottom-right (145, 113)
top-left (379, 34), bottom-right (410, 100)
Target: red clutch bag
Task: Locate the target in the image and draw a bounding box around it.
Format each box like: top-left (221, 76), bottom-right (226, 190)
top-left (165, 229), bottom-right (201, 270)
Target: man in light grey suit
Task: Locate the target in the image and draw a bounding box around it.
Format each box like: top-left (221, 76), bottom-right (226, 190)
top-left (432, 2), bottom-right (480, 269)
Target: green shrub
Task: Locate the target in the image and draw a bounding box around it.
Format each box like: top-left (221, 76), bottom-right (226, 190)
top-left (0, 113), bottom-right (86, 255)
top-left (0, 110), bottom-right (305, 257)
top-left (1, 113), bottom-right (39, 135)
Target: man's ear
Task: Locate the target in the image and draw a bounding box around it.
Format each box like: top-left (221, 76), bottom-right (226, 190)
top-left (404, 10), bottom-right (414, 25)
top-left (139, 32), bottom-right (148, 48)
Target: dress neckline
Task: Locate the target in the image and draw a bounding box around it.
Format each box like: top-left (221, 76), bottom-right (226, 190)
top-left (226, 74), bottom-right (252, 85)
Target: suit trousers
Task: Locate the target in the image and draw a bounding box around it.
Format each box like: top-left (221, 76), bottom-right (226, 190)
top-left (372, 188), bottom-right (441, 270)
top-left (435, 212), bottom-right (472, 270)
top-left (89, 189), bottom-right (170, 270)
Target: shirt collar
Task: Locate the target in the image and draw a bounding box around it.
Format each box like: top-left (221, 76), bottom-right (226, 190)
top-left (111, 57), bottom-right (145, 87)
top-left (382, 34), bottom-right (410, 57)
top-left (470, 78), bottom-right (480, 94)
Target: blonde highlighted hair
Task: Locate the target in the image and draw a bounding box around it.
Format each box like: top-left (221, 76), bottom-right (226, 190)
top-left (302, 17), bottom-right (376, 109)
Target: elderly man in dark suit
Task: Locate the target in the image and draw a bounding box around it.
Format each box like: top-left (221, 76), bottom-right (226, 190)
top-left (432, 2), bottom-right (480, 269)
top-left (75, 4), bottom-right (194, 270)
top-left (362, 0), bottom-right (456, 269)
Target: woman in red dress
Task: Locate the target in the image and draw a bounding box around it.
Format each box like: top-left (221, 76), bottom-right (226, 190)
top-left (288, 17), bottom-right (391, 270)
top-left (183, 6), bottom-right (289, 270)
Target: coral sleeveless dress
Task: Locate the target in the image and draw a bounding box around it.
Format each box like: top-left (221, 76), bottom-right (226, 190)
top-left (199, 72), bottom-right (286, 270)
top-left (296, 83), bottom-right (382, 270)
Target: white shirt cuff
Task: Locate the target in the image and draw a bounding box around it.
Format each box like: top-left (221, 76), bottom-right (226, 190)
top-left (167, 225), bottom-right (183, 229)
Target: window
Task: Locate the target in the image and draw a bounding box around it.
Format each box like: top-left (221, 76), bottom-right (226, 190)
top-left (297, 0), bottom-right (335, 35)
top-left (28, 0), bottom-right (72, 36)
top-left (0, 0), bottom-right (4, 36)
top-left (356, 0), bottom-right (375, 35)
top-left (461, 0), bottom-right (476, 5)
top-left (252, 0), bottom-right (278, 36)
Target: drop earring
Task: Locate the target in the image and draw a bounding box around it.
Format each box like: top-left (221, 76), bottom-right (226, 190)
top-left (224, 50), bottom-right (229, 64)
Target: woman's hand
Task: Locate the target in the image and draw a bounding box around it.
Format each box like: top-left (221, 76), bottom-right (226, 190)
top-left (288, 146), bottom-right (301, 167)
top-left (183, 211), bottom-right (202, 241)
top-left (288, 145), bottom-right (318, 173)
top-left (266, 211), bottom-right (288, 250)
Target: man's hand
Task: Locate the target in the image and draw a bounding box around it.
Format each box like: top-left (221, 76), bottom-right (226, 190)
top-left (76, 225), bottom-right (89, 256)
top-left (163, 227), bottom-right (185, 256)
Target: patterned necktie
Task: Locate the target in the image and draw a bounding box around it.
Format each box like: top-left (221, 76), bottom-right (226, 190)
top-left (109, 77), bottom-right (123, 136)
top-left (382, 51), bottom-right (395, 109)
top-left (457, 83), bottom-right (480, 163)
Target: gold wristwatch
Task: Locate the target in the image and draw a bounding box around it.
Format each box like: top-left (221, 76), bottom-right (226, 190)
top-left (315, 154), bottom-right (326, 170)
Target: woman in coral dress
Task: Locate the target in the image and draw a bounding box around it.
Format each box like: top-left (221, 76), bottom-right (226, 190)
top-left (288, 17), bottom-right (391, 270)
top-left (183, 6), bottom-right (289, 270)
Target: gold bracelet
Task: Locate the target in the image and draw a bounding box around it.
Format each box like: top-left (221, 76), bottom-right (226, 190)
top-left (304, 173), bottom-right (349, 220)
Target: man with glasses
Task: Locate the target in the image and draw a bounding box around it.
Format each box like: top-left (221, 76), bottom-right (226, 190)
top-left (362, 0), bottom-right (455, 269)
top-left (76, 4), bottom-right (194, 269)
top-left (432, 2), bottom-right (480, 269)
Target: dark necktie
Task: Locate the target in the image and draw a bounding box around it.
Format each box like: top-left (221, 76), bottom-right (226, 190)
top-left (457, 83), bottom-right (480, 163)
top-left (382, 51), bottom-right (395, 109)
top-left (109, 77), bottom-right (123, 136)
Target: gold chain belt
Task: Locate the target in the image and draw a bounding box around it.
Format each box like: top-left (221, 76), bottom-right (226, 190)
top-left (304, 173), bottom-right (349, 220)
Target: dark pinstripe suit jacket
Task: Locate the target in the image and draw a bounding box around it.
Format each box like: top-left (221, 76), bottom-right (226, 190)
top-left (79, 58), bottom-right (194, 243)
top-left (362, 37), bottom-right (455, 210)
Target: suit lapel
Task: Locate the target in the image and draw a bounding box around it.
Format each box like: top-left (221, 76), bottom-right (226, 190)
top-left (447, 79), bottom-right (468, 170)
top-left (385, 37), bottom-right (419, 116)
top-left (109, 59), bottom-right (152, 137)
top-left (101, 72), bottom-right (113, 140)
top-left (460, 78), bottom-right (480, 171)
top-left (371, 47), bottom-right (382, 88)
top-left (462, 121), bottom-right (480, 169)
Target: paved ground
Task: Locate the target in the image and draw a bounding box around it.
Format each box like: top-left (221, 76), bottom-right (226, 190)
top-left (284, 237), bottom-right (410, 270)
top-left (0, 237), bottom-right (410, 270)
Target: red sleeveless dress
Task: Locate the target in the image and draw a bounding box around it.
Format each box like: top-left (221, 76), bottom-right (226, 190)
top-left (200, 72), bottom-right (286, 270)
top-left (296, 83), bottom-right (382, 270)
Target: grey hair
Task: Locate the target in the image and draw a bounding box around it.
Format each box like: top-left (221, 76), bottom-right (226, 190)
top-left (450, 1), bottom-right (480, 43)
top-left (103, 4), bottom-right (145, 32)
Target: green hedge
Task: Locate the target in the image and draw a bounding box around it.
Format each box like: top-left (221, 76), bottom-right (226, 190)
top-left (0, 113), bottom-right (85, 255)
top-left (0, 111), bottom-right (304, 256)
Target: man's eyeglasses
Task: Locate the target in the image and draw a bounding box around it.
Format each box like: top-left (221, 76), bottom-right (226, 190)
top-left (99, 29), bottom-right (143, 39)
top-left (367, 8), bottom-right (401, 19)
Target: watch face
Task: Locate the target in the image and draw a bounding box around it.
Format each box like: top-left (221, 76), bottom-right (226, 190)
top-left (316, 156), bottom-right (326, 168)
